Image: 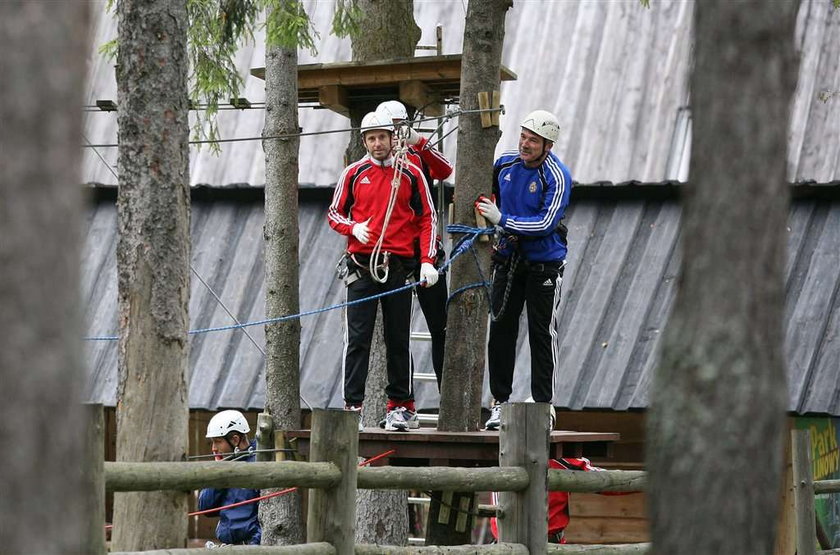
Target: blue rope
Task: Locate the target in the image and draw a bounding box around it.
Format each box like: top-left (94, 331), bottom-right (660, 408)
top-left (84, 225), bottom-right (495, 341)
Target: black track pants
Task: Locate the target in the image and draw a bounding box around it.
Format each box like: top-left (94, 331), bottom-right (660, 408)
top-left (415, 269), bottom-right (448, 388)
top-left (343, 269), bottom-right (414, 405)
top-left (487, 260), bottom-right (564, 403)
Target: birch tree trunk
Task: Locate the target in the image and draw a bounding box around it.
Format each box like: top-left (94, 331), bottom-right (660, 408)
top-left (260, 29), bottom-right (304, 545)
top-left (438, 0), bottom-right (511, 432)
top-left (348, 0), bottom-right (420, 545)
top-left (647, 2), bottom-right (797, 554)
top-left (0, 3), bottom-right (91, 552)
top-left (111, 0), bottom-right (191, 549)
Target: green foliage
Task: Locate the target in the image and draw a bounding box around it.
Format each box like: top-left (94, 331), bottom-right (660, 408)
top-left (99, 38), bottom-right (119, 60)
top-left (187, 0), bottom-right (260, 149)
top-left (834, 0), bottom-right (839, 9)
top-left (264, 0), bottom-right (318, 52)
top-left (640, 0), bottom-right (651, 7)
top-left (331, 0), bottom-right (361, 38)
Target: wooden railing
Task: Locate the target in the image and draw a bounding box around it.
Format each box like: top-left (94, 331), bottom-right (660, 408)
top-left (88, 403), bottom-right (650, 555)
top-left (792, 428), bottom-right (840, 555)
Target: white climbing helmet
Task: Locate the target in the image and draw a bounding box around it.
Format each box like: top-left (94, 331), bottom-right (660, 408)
top-left (206, 410), bottom-right (250, 438)
top-left (359, 111), bottom-right (392, 136)
top-left (376, 100), bottom-right (409, 123)
top-left (520, 110), bottom-right (560, 143)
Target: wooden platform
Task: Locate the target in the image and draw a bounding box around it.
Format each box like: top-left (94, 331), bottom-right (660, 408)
top-left (251, 55), bottom-right (517, 117)
top-left (286, 428), bottom-right (619, 466)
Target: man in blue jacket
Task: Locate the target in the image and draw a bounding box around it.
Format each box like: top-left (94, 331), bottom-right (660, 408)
top-left (198, 410), bottom-right (261, 545)
top-left (477, 110), bottom-right (572, 431)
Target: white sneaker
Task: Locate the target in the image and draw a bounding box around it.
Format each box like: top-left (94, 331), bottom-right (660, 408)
top-left (405, 409), bottom-right (420, 429)
top-left (484, 402), bottom-right (503, 430)
top-left (383, 407), bottom-right (410, 432)
top-left (345, 404), bottom-right (363, 432)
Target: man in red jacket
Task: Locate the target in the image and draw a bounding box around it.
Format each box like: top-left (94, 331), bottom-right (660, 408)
top-left (490, 457), bottom-right (619, 544)
top-left (375, 100), bottom-right (453, 389)
top-left (328, 111), bottom-right (438, 432)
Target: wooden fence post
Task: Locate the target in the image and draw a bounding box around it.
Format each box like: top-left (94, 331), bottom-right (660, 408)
top-left (257, 413), bottom-right (274, 462)
top-left (792, 428), bottom-right (816, 555)
top-left (499, 402), bottom-right (549, 554)
top-left (307, 409), bottom-right (358, 554)
top-left (85, 403), bottom-right (106, 555)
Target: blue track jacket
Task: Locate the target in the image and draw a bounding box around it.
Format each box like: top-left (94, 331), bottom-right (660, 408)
top-left (492, 150), bottom-right (572, 262)
top-left (198, 440), bottom-right (261, 545)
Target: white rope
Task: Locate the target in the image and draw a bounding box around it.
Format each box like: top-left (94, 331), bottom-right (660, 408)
top-left (369, 125), bottom-right (412, 283)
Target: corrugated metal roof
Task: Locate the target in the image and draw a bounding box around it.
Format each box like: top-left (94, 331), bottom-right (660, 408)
top-left (83, 0), bottom-right (839, 187)
top-left (82, 187), bottom-right (840, 415)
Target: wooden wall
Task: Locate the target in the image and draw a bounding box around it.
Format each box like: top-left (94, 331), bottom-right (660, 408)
top-left (557, 410), bottom-right (650, 544)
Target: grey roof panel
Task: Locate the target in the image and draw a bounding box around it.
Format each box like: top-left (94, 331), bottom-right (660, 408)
top-left (82, 191), bottom-right (840, 415)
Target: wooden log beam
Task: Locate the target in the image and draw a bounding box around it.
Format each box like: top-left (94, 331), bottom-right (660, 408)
top-left (318, 85), bottom-right (349, 117)
top-left (105, 461), bottom-right (340, 492)
top-left (111, 543), bottom-right (336, 554)
top-left (257, 413), bottom-right (274, 462)
top-left (792, 429), bottom-right (817, 555)
top-left (85, 404), bottom-right (106, 555)
top-left (399, 80), bottom-right (442, 117)
top-left (499, 402), bottom-right (549, 553)
top-left (355, 543), bottom-right (528, 554)
top-left (306, 409), bottom-right (358, 554)
top-left (357, 466), bottom-right (529, 492)
top-left (815, 480), bottom-right (840, 494)
top-left (547, 544), bottom-right (651, 554)
top-left (548, 469), bottom-right (647, 493)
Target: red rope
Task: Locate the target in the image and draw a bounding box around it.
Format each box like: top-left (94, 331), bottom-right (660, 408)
top-left (104, 449), bottom-right (397, 529)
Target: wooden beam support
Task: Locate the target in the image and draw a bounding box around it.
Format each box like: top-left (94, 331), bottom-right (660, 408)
top-left (792, 428), bottom-right (817, 555)
top-left (306, 409), bottom-right (358, 555)
top-left (85, 404), bottom-right (106, 555)
top-left (110, 544), bottom-right (337, 554)
top-left (477, 92), bottom-right (492, 128)
top-left (547, 469), bottom-right (647, 493)
top-left (357, 466), bottom-right (528, 491)
top-left (256, 413), bottom-right (274, 462)
top-left (318, 85), bottom-right (349, 118)
top-left (105, 461), bottom-right (340, 492)
top-left (774, 419), bottom-right (795, 555)
top-left (399, 80), bottom-right (442, 117)
top-left (499, 402), bottom-right (550, 554)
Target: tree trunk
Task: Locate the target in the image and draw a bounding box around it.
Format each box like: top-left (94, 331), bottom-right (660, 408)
top-left (0, 3), bottom-right (91, 553)
top-left (348, 0), bottom-right (420, 545)
top-left (344, 0), bottom-right (421, 163)
top-left (112, 0), bottom-right (191, 550)
top-left (260, 28), bottom-right (304, 545)
top-left (438, 0), bottom-right (511, 432)
top-left (646, 2), bottom-right (797, 554)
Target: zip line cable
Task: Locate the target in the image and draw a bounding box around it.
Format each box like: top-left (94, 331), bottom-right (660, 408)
top-left (83, 137), bottom-right (315, 410)
top-left (81, 107), bottom-right (503, 149)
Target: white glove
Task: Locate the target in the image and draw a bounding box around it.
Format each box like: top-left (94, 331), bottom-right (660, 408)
top-left (477, 198), bottom-right (502, 225)
top-left (352, 218), bottom-right (371, 244)
top-left (419, 262), bottom-right (439, 287)
top-left (398, 125), bottom-right (421, 145)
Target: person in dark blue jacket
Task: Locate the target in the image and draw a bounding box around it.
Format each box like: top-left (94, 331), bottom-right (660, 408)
top-left (477, 110), bottom-right (572, 431)
top-left (198, 410), bottom-right (261, 545)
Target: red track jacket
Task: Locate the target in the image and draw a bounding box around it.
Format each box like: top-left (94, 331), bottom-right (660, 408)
top-left (491, 458), bottom-right (614, 542)
top-left (328, 154), bottom-right (437, 264)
